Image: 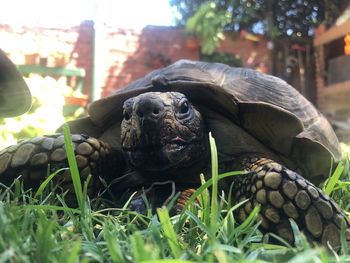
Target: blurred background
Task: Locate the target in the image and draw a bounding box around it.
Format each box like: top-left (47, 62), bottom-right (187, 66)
top-left (1, 0), bottom-right (350, 148)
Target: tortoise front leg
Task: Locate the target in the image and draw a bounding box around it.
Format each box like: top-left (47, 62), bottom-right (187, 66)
top-left (230, 157), bottom-right (350, 248)
top-left (0, 134), bottom-right (122, 198)
top-left (127, 181), bottom-right (197, 214)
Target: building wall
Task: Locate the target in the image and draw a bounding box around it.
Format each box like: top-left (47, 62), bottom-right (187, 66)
top-left (0, 21), bottom-right (271, 98)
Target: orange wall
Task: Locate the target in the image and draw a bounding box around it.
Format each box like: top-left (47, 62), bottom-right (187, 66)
top-left (0, 21), bottom-right (271, 98)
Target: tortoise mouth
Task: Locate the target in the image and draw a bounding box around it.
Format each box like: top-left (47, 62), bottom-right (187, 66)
top-left (125, 138), bottom-right (199, 172)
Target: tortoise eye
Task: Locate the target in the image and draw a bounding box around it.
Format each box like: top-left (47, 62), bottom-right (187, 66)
top-left (179, 100), bottom-right (189, 114)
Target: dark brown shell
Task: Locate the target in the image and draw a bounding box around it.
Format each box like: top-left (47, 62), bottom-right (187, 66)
top-left (66, 60), bottom-right (340, 184)
top-left (0, 49), bottom-right (31, 117)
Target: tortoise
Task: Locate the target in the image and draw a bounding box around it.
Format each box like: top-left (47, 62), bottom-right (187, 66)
top-left (0, 49), bottom-right (31, 117)
top-left (0, 59), bottom-right (349, 248)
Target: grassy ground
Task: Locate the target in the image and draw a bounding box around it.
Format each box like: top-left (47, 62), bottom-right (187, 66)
top-left (1, 129), bottom-right (350, 262)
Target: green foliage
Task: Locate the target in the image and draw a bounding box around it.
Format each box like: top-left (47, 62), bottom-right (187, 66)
top-left (0, 136), bottom-right (350, 261)
top-left (323, 143), bottom-right (350, 212)
top-left (173, 0), bottom-right (345, 36)
top-left (171, 0), bottom-right (346, 53)
top-left (186, 2), bottom-right (232, 54)
top-left (201, 52), bottom-right (242, 67)
top-left (170, 0), bottom-right (207, 26)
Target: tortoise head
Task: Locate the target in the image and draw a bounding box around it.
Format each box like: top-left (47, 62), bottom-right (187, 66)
top-left (121, 92), bottom-right (209, 174)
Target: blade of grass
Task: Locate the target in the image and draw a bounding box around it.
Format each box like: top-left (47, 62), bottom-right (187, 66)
top-left (286, 249), bottom-right (321, 263)
top-left (82, 174), bottom-right (92, 201)
top-left (0, 249), bottom-right (15, 262)
top-left (199, 174), bottom-right (211, 226)
top-left (340, 220), bottom-right (349, 254)
top-left (157, 207), bottom-right (182, 258)
top-left (131, 231), bottom-right (150, 262)
top-left (207, 133), bottom-right (221, 263)
top-left (67, 241), bottom-right (81, 263)
top-left (324, 162), bottom-right (344, 195)
top-left (23, 204), bottom-right (80, 214)
top-left (183, 171), bottom-right (243, 211)
top-left (235, 205), bottom-right (260, 232)
top-left (34, 168), bottom-right (67, 197)
top-left (14, 178), bottom-right (21, 198)
top-left (103, 225), bottom-right (124, 262)
top-left (289, 219), bottom-right (309, 250)
top-left (184, 210), bottom-right (211, 236)
top-left (62, 124), bottom-right (85, 214)
top-left (209, 132), bottom-right (219, 236)
top-left (141, 260), bottom-right (196, 263)
top-left (34, 213), bottom-right (56, 262)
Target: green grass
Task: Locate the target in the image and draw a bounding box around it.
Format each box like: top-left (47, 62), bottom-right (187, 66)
top-left (0, 130), bottom-right (350, 262)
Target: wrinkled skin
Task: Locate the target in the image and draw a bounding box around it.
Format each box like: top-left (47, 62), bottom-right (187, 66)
top-left (121, 92), bottom-right (209, 177)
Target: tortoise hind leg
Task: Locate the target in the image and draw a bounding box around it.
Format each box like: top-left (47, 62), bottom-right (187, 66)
top-left (229, 157), bottom-right (350, 249)
top-left (0, 134), bottom-right (120, 198)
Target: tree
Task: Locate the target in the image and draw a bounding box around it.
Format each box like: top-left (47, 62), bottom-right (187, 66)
top-left (170, 0), bottom-right (345, 54)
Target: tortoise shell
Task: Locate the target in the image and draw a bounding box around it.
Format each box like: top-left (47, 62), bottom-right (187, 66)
top-left (66, 60), bottom-right (340, 185)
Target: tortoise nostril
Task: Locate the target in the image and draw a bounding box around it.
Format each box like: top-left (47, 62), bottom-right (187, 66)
top-left (135, 96), bottom-right (164, 119)
top-left (123, 111), bottom-right (131, 120)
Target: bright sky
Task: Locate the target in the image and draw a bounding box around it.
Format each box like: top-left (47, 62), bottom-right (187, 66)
top-left (0, 0), bottom-right (176, 28)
